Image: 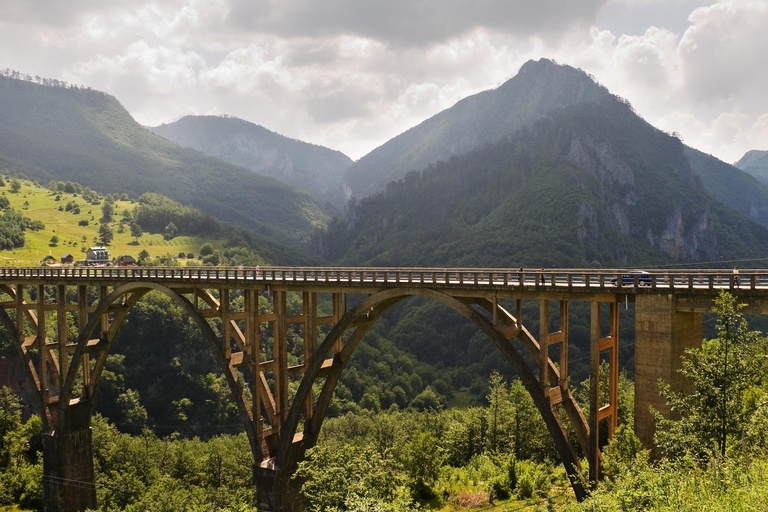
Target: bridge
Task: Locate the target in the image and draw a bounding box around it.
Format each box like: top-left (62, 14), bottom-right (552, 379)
top-left (0, 265), bottom-right (763, 511)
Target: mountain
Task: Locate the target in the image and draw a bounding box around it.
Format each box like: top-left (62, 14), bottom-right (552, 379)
top-left (317, 73), bottom-right (768, 267)
top-left (342, 59), bottom-right (610, 199)
top-left (341, 59), bottom-right (768, 233)
top-left (735, 150), bottom-right (768, 184)
top-left (0, 74), bottom-right (329, 247)
top-left (149, 116), bottom-right (352, 206)
top-left (686, 148), bottom-right (768, 226)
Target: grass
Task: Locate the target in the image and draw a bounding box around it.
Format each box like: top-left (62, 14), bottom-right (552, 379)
top-left (0, 179), bottom-right (225, 266)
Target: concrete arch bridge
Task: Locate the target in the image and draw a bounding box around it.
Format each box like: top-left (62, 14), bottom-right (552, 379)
top-left (1, 265), bottom-right (763, 511)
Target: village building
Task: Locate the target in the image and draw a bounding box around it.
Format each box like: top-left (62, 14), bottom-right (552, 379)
top-left (60, 253), bottom-right (74, 264)
top-left (116, 255), bottom-right (136, 266)
top-left (85, 247), bottom-right (110, 265)
top-left (41, 255), bottom-right (58, 266)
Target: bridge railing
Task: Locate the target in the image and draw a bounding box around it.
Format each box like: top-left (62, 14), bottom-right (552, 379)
top-left (1, 266), bottom-right (766, 292)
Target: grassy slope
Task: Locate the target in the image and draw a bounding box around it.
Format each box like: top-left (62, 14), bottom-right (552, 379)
top-left (0, 179), bottom-right (224, 266)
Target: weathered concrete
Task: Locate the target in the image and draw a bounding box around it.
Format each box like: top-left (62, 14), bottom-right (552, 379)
top-left (43, 428), bottom-right (97, 512)
top-left (634, 294), bottom-right (702, 458)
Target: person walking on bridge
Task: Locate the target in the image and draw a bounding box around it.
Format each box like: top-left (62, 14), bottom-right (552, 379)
top-left (733, 266), bottom-right (740, 287)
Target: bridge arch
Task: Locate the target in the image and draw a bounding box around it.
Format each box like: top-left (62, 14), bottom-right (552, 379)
top-left (275, 287), bottom-right (588, 505)
top-left (57, 282), bottom-right (261, 458)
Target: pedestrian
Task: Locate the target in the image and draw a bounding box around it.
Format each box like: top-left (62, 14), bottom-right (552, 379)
top-left (733, 266), bottom-right (740, 287)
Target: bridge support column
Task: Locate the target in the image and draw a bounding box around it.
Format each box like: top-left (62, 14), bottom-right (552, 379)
top-left (254, 467), bottom-right (307, 512)
top-left (634, 294), bottom-right (701, 458)
top-left (42, 423), bottom-right (96, 512)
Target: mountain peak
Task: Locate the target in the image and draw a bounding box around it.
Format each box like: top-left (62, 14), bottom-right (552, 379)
top-left (342, 59), bottom-right (610, 199)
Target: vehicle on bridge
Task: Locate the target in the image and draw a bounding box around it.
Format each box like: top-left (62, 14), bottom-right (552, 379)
top-left (611, 270), bottom-right (652, 286)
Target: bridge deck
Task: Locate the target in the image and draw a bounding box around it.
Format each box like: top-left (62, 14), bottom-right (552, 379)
top-left (3, 266), bottom-right (761, 295)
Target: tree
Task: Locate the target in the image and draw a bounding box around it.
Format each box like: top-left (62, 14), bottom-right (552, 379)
top-left (199, 243), bottom-right (214, 257)
top-left (130, 222), bottom-right (142, 241)
top-left (655, 291), bottom-right (768, 460)
top-left (101, 201), bottom-right (114, 222)
top-left (9, 179), bottom-right (21, 193)
top-left (164, 221), bottom-right (178, 240)
top-left (50, 235), bottom-right (59, 246)
top-left (98, 224), bottom-right (113, 246)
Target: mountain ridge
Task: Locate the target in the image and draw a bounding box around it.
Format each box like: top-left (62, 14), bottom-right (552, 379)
top-left (0, 75), bottom-right (329, 247)
top-left (149, 115), bottom-right (352, 206)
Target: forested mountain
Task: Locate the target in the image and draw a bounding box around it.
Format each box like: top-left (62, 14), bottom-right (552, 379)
top-left (318, 92), bottom-right (768, 268)
top-left (341, 59), bottom-right (768, 231)
top-left (150, 116), bottom-right (352, 206)
top-left (0, 74), bottom-right (329, 246)
top-left (736, 149), bottom-right (768, 185)
top-left (342, 59), bottom-right (611, 199)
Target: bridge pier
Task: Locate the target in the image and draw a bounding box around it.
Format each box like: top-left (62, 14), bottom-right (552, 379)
top-left (634, 294), bottom-right (702, 457)
top-left (42, 404), bottom-right (97, 512)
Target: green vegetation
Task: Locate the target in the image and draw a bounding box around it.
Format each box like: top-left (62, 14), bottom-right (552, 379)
top-left (0, 74), bottom-right (330, 246)
top-left (569, 291), bottom-right (768, 511)
top-left (0, 178), bottom-right (226, 265)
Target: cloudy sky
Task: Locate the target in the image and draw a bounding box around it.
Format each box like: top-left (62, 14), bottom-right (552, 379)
top-left (1, 0), bottom-right (766, 163)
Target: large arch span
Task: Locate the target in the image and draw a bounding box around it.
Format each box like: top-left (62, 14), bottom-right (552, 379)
top-left (0, 268), bottom-right (635, 511)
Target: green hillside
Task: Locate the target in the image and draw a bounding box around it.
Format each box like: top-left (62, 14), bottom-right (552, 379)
top-left (0, 75), bottom-right (329, 247)
top-left (0, 178), bottom-right (227, 266)
top-left (150, 115), bottom-right (352, 206)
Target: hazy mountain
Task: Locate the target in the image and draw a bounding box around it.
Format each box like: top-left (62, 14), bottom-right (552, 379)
top-left (317, 88), bottom-right (768, 267)
top-left (342, 59), bottom-right (611, 199)
top-left (735, 150), bottom-right (768, 185)
top-left (686, 148), bottom-right (768, 226)
top-left (150, 116), bottom-right (352, 206)
top-left (0, 74), bottom-right (329, 246)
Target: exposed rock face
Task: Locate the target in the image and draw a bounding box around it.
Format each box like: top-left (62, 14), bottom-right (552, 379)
top-left (566, 136), bottom-right (634, 186)
top-left (647, 207), bottom-right (717, 260)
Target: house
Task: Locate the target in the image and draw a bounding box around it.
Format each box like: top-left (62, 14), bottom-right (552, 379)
top-left (41, 255), bottom-right (58, 266)
top-left (116, 255), bottom-right (136, 266)
top-left (85, 247), bottom-right (110, 265)
top-left (60, 253), bottom-right (74, 264)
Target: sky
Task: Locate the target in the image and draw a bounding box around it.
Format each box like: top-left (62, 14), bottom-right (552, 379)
top-left (1, 0), bottom-right (766, 164)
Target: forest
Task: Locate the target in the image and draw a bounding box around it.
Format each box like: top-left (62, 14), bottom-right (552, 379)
top-left (2, 291), bottom-right (768, 511)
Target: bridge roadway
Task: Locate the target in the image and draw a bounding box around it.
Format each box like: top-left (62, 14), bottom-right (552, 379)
top-left (1, 265), bottom-right (763, 511)
top-left (3, 264), bottom-right (763, 293)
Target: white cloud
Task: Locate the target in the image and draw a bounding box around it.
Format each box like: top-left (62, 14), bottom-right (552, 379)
top-left (0, 0), bottom-right (766, 162)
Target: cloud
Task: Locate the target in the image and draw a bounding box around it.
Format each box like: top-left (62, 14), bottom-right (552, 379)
top-left (223, 0), bottom-right (609, 48)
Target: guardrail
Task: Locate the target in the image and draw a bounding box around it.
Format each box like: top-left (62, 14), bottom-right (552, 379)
top-left (0, 266), bottom-right (764, 292)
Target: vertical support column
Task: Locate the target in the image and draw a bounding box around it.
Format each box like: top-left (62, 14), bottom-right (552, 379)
top-left (57, 285), bottom-right (68, 384)
top-left (78, 286), bottom-right (90, 394)
top-left (36, 285), bottom-right (49, 405)
top-left (589, 300), bottom-right (619, 486)
top-left (588, 302), bottom-right (600, 486)
top-left (221, 288), bottom-right (231, 360)
top-left (635, 294), bottom-right (702, 458)
top-left (559, 301), bottom-right (569, 391)
top-left (608, 302), bottom-right (619, 436)
top-left (539, 300), bottom-right (550, 395)
top-left (246, 289), bottom-right (263, 443)
top-left (304, 292), bottom-right (317, 432)
top-left (275, 291), bottom-right (289, 427)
